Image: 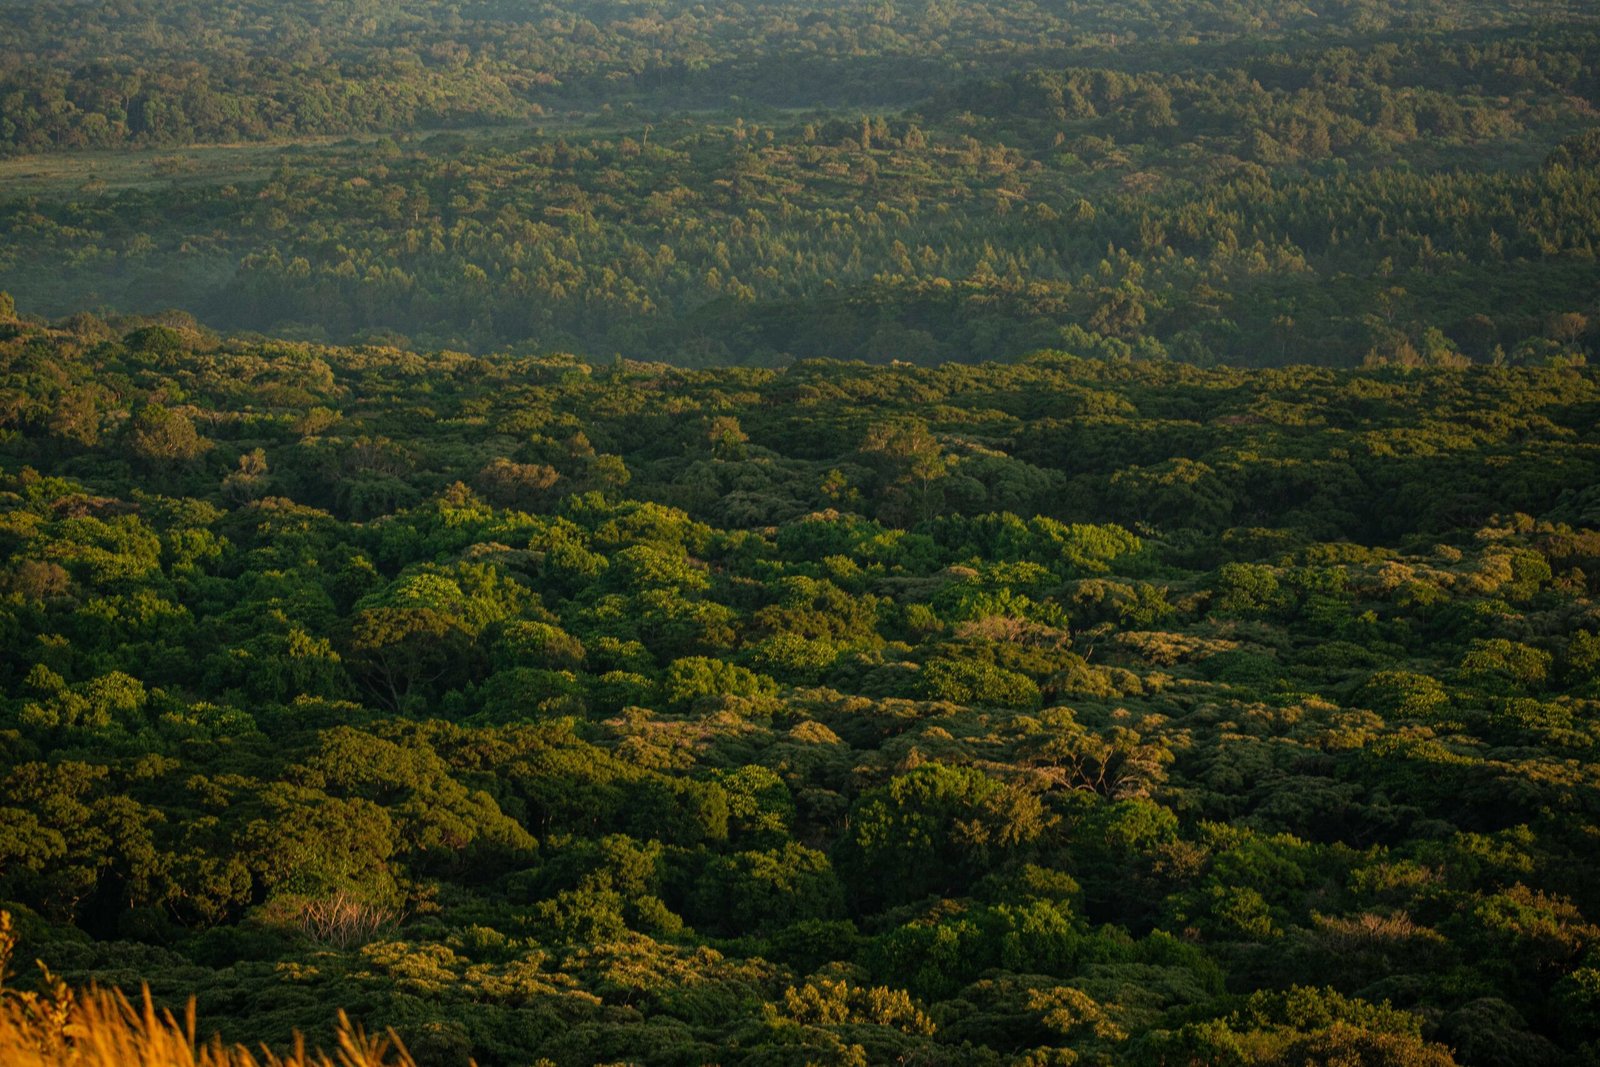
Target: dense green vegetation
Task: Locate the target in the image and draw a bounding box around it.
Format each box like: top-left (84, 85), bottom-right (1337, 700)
top-left (2, 314), bottom-right (1600, 1063)
top-left (2, 4), bottom-right (1598, 367)
top-left (4, 0), bottom-right (1600, 1062)
top-left (3, 0), bottom-right (1590, 152)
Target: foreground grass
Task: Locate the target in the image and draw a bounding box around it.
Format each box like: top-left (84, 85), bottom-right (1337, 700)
top-left (0, 914), bottom-right (417, 1067)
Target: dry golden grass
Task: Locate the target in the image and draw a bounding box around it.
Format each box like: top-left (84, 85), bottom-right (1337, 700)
top-left (0, 913), bottom-right (417, 1067)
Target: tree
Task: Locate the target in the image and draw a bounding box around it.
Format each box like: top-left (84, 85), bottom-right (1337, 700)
top-left (839, 764), bottom-right (1053, 909)
top-left (860, 421), bottom-right (947, 526)
top-left (690, 844), bottom-right (844, 934)
top-left (474, 458), bottom-right (559, 510)
top-left (126, 404), bottom-right (212, 468)
top-left (346, 563), bottom-right (526, 709)
top-left (660, 656), bottom-right (776, 710)
top-left (221, 449), bottom-right (271, 503)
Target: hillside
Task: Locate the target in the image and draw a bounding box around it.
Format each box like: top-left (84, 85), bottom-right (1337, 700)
top-left (1, 9), bottom-right (1597, 367)
top-left (1, 316), bottom-right (1598, 1063)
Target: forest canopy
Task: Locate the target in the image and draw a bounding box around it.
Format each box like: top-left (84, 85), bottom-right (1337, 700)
top-left (1, 316), bottom-right (1599, 1063)
top-left (0, 3), bottom-right (1597, 367)
top-left (2, 0), bottom-right (1600, 1061)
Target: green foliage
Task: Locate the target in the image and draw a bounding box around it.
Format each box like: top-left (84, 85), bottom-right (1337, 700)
top-left (839, 764), bottom-right (1052, 908)
top-left (917, 656), bottom-right (1042, 709)
top-left (7, 12), bottom-right (1600, 371)
top-left (1357, 670), bottom-right (1451, 719)
top-left (1457, 638), bottom-right (1554, 692)
top-left (660, 657), bottom-right (778, 711)
top-left (690, 844), bottom-right (845, 935)
top-left (0, 293), bottom-right (1598, 1062)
